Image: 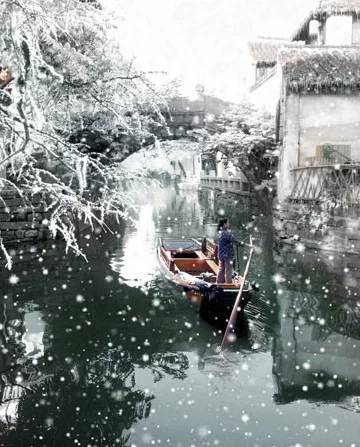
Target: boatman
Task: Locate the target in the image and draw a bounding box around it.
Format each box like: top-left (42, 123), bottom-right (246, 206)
top-left (216, 218), bottom-right (235, 284)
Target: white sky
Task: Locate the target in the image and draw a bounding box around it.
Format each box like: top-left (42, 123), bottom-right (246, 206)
top-left (107, 0), bottom-right (317, 100)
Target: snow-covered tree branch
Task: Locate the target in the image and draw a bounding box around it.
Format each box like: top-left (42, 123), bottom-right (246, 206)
top-left (0, 0), bottom-right (174, 265)
top-left (192, 103), bottom-right (278, 206)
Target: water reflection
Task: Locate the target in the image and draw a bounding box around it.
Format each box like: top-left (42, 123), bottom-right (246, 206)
top-left (0, 297), bottom-right (51, 429)
top-left (0, 256), bottom-right (198, 444)
top-left (0, 186), bottom-right (359, 445)
top-left (111, 204), bottom-right (157, 288)
top-left (273, 249), bottom-right (360, 406)
top-left (21, 311), bottom-right (45, 360)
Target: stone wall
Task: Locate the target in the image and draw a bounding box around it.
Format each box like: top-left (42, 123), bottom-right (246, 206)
top-left (274, 201), bottom-right (360, 255)
top-left (0, 188), bottom-right (50, 245)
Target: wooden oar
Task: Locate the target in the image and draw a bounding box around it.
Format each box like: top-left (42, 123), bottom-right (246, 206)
top-left (220, 236), bottom-right (254, 351)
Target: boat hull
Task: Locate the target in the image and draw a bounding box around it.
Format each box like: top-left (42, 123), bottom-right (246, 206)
top-left (185, 284), bottom-right (253, 327)
top-left (157, 245), bottom-right (254, 328)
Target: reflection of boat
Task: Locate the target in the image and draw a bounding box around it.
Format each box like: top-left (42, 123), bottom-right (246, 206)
top-left (157, 238), bottom-right (256, 326)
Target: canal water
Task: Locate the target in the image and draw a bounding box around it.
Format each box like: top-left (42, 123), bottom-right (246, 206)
top-left (0, 185), bottom-right (359, 447)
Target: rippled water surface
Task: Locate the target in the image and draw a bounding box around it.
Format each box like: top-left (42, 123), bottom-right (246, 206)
top-left (0, 186), bottom-right (359, 447)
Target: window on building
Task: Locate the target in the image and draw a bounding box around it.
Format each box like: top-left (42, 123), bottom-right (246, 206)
top-left (315, 144), bottom-right (352, 165)
top-left (255, 64), bottom-right (275, 83)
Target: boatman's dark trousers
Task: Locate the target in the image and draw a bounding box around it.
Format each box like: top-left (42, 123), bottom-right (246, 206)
top-left (216, 259), bottom-right (233, 284)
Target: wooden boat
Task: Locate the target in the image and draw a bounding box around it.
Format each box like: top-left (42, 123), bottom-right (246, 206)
top-left (157, 238), bottom-right (257, 327)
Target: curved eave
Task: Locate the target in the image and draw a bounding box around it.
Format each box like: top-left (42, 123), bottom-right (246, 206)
top-left (291, 2), bottom-right (360, 42)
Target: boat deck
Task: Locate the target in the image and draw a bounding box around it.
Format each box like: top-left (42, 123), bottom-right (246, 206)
top-left (159, 239), bottom-right (241, 289)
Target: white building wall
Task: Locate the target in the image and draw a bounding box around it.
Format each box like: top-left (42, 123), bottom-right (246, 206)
top-left (325, 15), bottom-right (353, 45)
top-left (249, 69), bottom-right (281, 115)
top-left (278, 93), bottom-right (360, 201)
top-left (299, 95), bottom-right (360, 164)
top-left (278, 94), bottom-right (301, 201)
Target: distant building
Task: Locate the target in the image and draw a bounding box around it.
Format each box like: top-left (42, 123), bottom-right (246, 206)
top-left (165, 91), bottom-right (231, 139)
top-left (249, 0), bottom-right (360, 204)
top-left (165, 90), bottom-right (248, 192)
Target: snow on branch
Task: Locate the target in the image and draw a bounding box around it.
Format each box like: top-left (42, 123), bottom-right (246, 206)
top-left (0, 0), bottom-right (176, 267)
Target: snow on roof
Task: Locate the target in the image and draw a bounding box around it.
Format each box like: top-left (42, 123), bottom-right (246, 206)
top-left (316, 0), bottom-right (360, 15)
top-left (248, 40), bottom-right (286, 65)
top-left (168, 95), bottom-right (231, 115)
top-left (248, 39), bottom-right (306, 65)
top-left (278, 46), bottom-right (360, 91)
top-left (168, 97), bottom-right (204, 113)
top-left (292, 0), bottom-right (360, 41)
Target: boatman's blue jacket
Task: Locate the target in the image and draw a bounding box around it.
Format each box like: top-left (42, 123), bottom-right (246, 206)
top-left (217, 229), bottom-right (235, 261)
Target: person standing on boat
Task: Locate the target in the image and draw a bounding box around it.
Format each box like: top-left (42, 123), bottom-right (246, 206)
top-left (216, 218), bottom-right (235, 284)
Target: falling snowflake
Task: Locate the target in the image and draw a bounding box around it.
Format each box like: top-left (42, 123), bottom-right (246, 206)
top-left (8, 274), bottom-right (19, 285)
top-left (272, 273), bottom-right (285, 284)
top-left (241, 414), bottom-right (250, 423)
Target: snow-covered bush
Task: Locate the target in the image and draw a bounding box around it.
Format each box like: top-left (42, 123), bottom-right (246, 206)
top-left (192, 103), bottom-right (278, 203)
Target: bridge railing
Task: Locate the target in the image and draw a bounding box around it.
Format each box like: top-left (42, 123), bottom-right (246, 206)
top-left (200, 176), bottom-right (250, 195)
top-left (289, 164), bottom-right (360, 206)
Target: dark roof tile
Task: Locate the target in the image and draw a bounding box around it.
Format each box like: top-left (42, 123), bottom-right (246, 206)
top-left (279, 46), bottom-right (360, 91)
